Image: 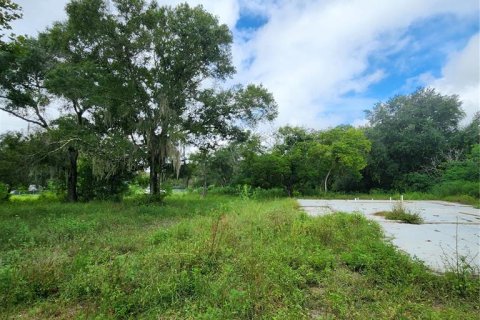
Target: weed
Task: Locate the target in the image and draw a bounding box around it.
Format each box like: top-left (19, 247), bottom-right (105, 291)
top-left (0, 182), bottom-right (9, 202)
top-left (375, 202), bottom-right (424, 224)
top-left (441, 219), bottom-right (480, 297)
top-left (0, 195), bottom-right (478, 318)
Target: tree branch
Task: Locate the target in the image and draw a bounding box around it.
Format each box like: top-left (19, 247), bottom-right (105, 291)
top-left (0, 107), bottom-right (49, 129)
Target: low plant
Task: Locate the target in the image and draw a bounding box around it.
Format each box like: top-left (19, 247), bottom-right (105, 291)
top-left (0, 182), bottom-right (9, 202)
top-left (375, 202), bottom-right (424, 224)
top-left (441, 221), bottom-right (480, 297)
top-left (0, 195), bottom-right (478, 319)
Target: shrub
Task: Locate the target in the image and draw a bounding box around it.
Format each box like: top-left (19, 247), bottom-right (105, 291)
top-left (207, 186), bottom-right (238, 196)
top-left (252, 187), bottom-right (286, 199)
top-left (400, 172), bottom-right (438, 192)
top-left (207, 185), bottom-right (287, 199)
top-left (431, 180), bottom-right (480, 198)
top-left (0, 182), bottom-right (9, 202)
top-left (375, 202), bottom-right (423, 224)
top-left (38, 191), bottom-right (64, 202)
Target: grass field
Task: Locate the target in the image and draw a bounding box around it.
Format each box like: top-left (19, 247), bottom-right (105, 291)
top-left (1, 194), bottom-right (479, 319)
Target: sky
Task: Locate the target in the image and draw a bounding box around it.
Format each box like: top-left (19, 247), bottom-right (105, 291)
top-left (1, 0), bottom-right (479, 133)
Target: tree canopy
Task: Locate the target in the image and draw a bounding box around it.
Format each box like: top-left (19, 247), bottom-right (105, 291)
top-left (0, 0), bottom-right (277, 201)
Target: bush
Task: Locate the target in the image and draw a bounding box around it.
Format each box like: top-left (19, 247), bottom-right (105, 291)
top-left (77, 159), bottom-right (133, 201)
top-left (38, 191), bottom-right (64, 202)
top-left (207, 185), bottom-right (238, 196)
top-left (207, 185), bottom-right (287, 199)
top-left (431, 180), bottom-right (480, 198)
top-left (442, 195), bottom-right (478, 206)
top-left (0, 182), bottom-right (9, 202)
top-left (397, 172), bottom-right (437, 192)
top-left (251, 187), bottom-right (286, 199)
top-left (125, 183), bottom-right (146, 196)
top-left (375, 202), bottom-right (423, 224)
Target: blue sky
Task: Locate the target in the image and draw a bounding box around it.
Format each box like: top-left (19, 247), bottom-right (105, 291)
top-left (364, 13), bottom-right (478, 97)
top-left (228, 1), bottom-right (479, 128)
top-left (333, 11), bottom-right (479, 123)
top-left (1, 0), bottom-right (479, 132)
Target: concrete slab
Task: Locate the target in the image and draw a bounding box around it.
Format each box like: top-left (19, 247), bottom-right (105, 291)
top-left (298, 199), bottom-right (480, 272)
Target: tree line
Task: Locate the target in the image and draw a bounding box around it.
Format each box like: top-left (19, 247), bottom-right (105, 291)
top-left (0, 1), bottom-right (478, 202)
top-left (189, 88), bottom-right (479, 198)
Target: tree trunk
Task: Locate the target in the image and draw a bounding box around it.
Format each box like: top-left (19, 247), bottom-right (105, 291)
top-left (201, 165), bottom-right (207, 198)
top-left (324, 167), bottom-right (332, 194)
top-left (284, 182), bottom-right (293, 197)
top-left (149, 153), bottom-right (158, 195)
top-left (67, 146), bottom-right (78, 202)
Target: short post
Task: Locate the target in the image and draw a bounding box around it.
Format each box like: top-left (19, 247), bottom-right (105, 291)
top-left (389, 197), bottom-right (392, 202)
top-left (401, 195), bottom-right (403, 202)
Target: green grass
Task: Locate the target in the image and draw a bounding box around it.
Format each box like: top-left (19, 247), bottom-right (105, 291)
top-left (0, 194), bottom-right (478, 319)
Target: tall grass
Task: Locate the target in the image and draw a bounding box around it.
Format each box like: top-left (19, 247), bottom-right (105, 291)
top-left (0, 194), bottom-right (478, 319)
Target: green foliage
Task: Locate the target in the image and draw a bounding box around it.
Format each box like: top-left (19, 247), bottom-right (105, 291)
top-left (430, 145), bottom-right (480, 199)
top-left (1, 0), bottom-right (277, 201)
top-left (226, 126), bottom-right (371, 196)
top-left (205, 185), bottom-right (287, 199)
top-left (0, 0), bottom-right (22, 43)
top-left (0, 182), bottom-right (9, 201)
top-left (3, 1), bottom-right (477, 203)
top-left (0, 196), bottom-right (477, 318)
top-left (241, 152), bottom-right (290, 189)
top-left (2, 0), bottom-right (477, 205)
top-left (395, 172), bottom-right (438, 192)
top-left (364, 88), bottom-right (465, 190)
top-left (0, 133), bottom-right (29, 188)
top-left (250, 187), bottom-right (287, 199)
top-left (239, 184), bottom-right (253, 200)
top-left (76, 157), bottom-right (133, 201)
top-left (0, 37), bottom-right (52, 129)
top-left (37, 191), bottom-right (63, 202)
top-left (443, 145), bottom-right (480, 182)
top-left (376, 202), bottom-right (424, 224)
top-left (0, 132), bottom-right (66, 191)
top-left (443, 255), bottom-right (480, 298)
top-left (432, 181), bottom-right (480, 199)
top-left (125, 193), bottom-right (168, 205)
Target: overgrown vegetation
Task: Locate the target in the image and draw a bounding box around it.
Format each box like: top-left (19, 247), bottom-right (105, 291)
top-left (0, 195), bottom-right (478, 319)
top-left (0, 0), bottom-right (277, 202)
top-left (1, 1), bottom-right (479, 204)
top-left (1, 1), bottom-right (478, 318)
top-left (375, 202), bottom-right (424, 224)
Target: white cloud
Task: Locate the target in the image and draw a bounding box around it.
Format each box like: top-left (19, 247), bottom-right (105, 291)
top-left (9, 0), bottom-right (68, 37)
top-left (157, 0), bottom-right (240, 29)
top-left (0, 114), bottom-right (29, 134)
top-left (429, 33), bottom-right (479, 121)
top-left (1, 0), bottom-right (478, 134)
top-left (232, 0), bottom-right (478, 129)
